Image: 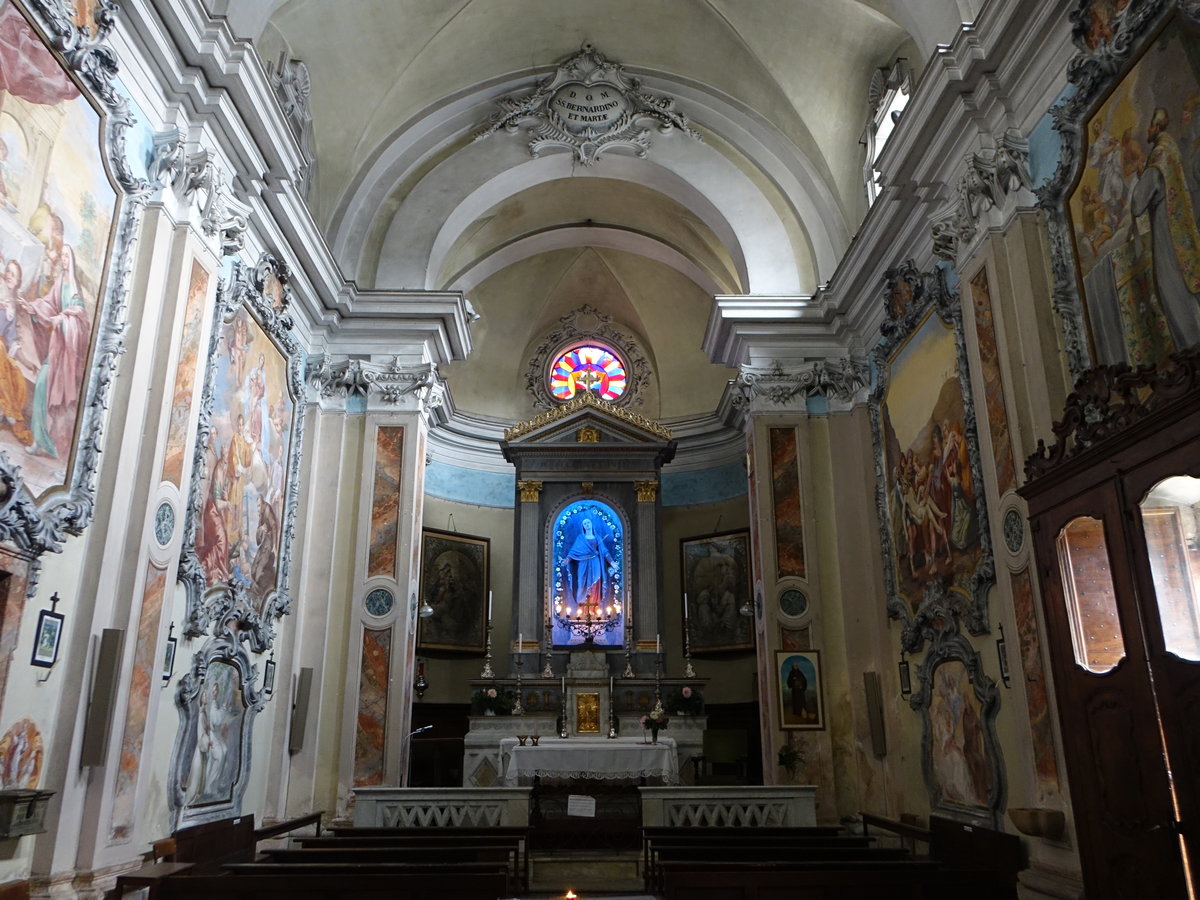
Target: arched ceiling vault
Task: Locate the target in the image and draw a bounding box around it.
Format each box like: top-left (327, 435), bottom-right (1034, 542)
top-left (243, 0), bottom-right (976, 437)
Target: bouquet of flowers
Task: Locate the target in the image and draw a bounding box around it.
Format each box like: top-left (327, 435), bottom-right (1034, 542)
top-left (668, 685), bottom-right (703, 716)
top-left (777, 742), bottom-right (805, 776)
top-left (471, 686), bottom-right (515, 715)
top-left (640, 711), bottom-right (670, 731)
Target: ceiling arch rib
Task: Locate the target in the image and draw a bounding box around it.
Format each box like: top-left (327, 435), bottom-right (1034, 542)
top-left (333, 71), bottom-right (847, 296)
top-left (379, 141), bottom-right (803, 295)
top-left (447, 225), bottom-right (729, 297)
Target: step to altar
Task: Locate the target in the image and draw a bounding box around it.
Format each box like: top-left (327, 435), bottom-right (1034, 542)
top-left (527, 850), bottom-right (645, 895)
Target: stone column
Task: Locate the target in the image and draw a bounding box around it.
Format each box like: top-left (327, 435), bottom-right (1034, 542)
top-left (634, 479), bottom-right (660, 668)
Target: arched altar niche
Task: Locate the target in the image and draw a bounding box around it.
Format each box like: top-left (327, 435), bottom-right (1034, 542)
top-left (550, 497), bottom-right (627, 647)
top-left (500, 391), bottom-right (676, 662)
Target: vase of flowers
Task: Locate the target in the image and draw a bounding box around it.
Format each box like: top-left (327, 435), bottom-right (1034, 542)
top-left (641, 711), bottom-right (669, 743)
top-left (471, 686), bottom-right (514, 716)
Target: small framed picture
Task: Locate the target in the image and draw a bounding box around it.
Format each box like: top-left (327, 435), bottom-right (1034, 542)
top-left (31, 609), bottom-right (65, 668)
top-left (263, 659), bottom-right (277, 697)
top-left (776, 650), bottom-right (824, 730)
top-left (162, 636), bottom-right (177, 684)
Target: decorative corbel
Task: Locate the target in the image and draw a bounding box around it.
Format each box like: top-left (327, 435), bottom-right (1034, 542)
top-left (147, 128), bottom-right (184, 191)
top-left (182, 149), bottom-right (251, 256)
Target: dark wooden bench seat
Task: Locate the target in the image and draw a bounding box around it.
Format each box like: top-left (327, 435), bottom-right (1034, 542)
top-left (660, 858), bottom-right (940, 900)
top-left (157, 870), bottom-right (506, 900)
top-left (642, 824), bottom-right (873, 892)
top-left (306, 824), bottom-right (530, 887)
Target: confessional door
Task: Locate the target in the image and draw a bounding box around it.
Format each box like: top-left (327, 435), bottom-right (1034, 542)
top-left (1024, 414), bottom-right (1200, 900)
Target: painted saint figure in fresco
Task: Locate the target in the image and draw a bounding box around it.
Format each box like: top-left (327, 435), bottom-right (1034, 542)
top-left (566, 517), bottom-right (617, 612)
top-left (787, 662), bottom-right (809, 720)
top-left (1132, 106), bottom-right (1200, 349)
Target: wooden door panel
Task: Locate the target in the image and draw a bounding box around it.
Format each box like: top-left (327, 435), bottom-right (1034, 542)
top-left (1029, 489), bottom-right (1187, 900)
top-left (1123, 437), bottom-right (1200, 877)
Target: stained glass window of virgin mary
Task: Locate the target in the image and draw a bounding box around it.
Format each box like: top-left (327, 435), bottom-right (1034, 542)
top-left (551, 500), bottom-right (625, 646)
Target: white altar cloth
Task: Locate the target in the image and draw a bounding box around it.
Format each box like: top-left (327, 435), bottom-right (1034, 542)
top-left (500, 735), bottom-right (679, 786)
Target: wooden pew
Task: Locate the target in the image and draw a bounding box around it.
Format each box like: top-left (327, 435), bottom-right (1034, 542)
top-left (311, 824), bottom-right (531, 887)
top-left (641, 824), bottom-right (859, 892)
top-left (659, 858), bottom-right (939, 899)
top-left (157, 870), bottom-right (506, 900)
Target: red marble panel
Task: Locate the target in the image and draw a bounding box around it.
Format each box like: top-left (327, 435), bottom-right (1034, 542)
top-left (110, 563), bottom-right (168, 840)
top-left (769, 427), bottom-right (805, 579)
top-left (161, 258), bottom-right (211, 487)
top-left (367, 427), bottom-right (403, 579)
top-left (969, 270), bottom-right (1017, 494)
top-left (354, 627), bottom-right (391, 787)
top-left (1011, 567), bottom-right (1061, 793)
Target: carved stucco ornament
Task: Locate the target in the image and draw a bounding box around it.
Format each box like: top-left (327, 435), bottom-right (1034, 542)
top-left (929, 129), bottom-right (1034, 265)
top-left (524, 305), bottom-right (651, 410)
top-left (306, 358), bottom-right (446, 410)
top-left (475, 42), bottom-right (700, 165)
top-left (734, 358), bottom-right (870, 409)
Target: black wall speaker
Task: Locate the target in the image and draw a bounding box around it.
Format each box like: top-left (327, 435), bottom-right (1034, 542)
top-left (80, 628), bottom-right (125, 767)
top-left (863, 671), bottom-right (887, 758)
top-left (289, 666), bottom-right (313, 753)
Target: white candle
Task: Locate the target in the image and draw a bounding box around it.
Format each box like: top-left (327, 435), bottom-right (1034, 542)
top-left (610, 675), bottom-right (614, 694)
top-left (488, 591), bottom-right (493, 619)
top-left (684, 593), bottom-right (689, 619)
top-left (561, 675), bottom-right (566, 694)
top-left (656, 633), bottom-right (661, 654)
top-left (518, 632), bottom-right (522, 651)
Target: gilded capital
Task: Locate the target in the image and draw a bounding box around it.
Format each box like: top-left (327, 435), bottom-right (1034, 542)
top-left (635, 480), bottom-right (658, 502)
top-left (517, 480), bottom-right (543, 502)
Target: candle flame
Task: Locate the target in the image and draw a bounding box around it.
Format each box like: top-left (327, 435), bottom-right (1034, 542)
top-left (565, 892), bottom-right (577, 899)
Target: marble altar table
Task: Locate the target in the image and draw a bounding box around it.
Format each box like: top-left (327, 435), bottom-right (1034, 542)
top-left (500, 735), bottom-right (679, 786)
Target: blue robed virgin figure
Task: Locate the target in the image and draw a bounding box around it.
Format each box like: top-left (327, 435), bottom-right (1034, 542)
top-left (552, 500), bottom-right (625, 646)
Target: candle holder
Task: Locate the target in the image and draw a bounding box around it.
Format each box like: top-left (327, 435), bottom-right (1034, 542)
top-left (622, 621), bottom-right (635, 678)
top-left (558, 689), bottom-right (569, 739)
top-left (607, 687), bottom-right (618, 739)
top-left (512, 649), bottom-right (525, 716)
top-left (683, 616), bottom-right (696, 679)
top-left (481, 618), bottom-right (495, 679)
top-left (541, 618), bottom-right (554, 678)
top-left (650, 651), bottom-right (665, 720)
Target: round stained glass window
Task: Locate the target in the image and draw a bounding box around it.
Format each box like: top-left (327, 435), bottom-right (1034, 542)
top-left (549, 345), bottom-right (627, 402)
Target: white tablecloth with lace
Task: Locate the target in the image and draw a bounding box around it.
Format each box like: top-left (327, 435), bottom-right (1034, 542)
top-left (500, 736), bottom-right (679, 786)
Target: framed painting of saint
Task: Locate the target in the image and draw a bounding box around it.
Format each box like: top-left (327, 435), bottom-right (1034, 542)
top-left (417, 529), bottom-right (489, 653)
top-left (681, 530), bottom-right (753, 654)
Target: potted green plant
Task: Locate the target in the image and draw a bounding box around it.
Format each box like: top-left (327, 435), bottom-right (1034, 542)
top-left (667, 685), bottom-right (704, 716)
top-left (777, 742), bottom-right (805, 780)
top-left (471, 686), bottom-right (515, 716)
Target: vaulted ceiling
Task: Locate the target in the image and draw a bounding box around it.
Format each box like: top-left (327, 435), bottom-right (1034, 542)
top-left (208, 0), bottom-right (975, 434)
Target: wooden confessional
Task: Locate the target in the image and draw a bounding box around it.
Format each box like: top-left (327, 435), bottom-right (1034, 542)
top-left (1020, 352), bottom-right (1200, 900)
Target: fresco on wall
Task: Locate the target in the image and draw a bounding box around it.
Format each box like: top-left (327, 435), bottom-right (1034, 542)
top-left (185, 659), bottom-right (244, 807)
top-left (1067, 18), bottom-right (1200, 367)
top-left (110, 563), bottom-right (167, 840)
top-left (195, 306), bottom-right (293, 605)
top-left (0, 717), bottom-right (42, 788)
top-left (367, 427), bottom-right (403, 579)
top-left (769, 427), bottom-right (806, 579)
top-left (354, 627), bottom-right (391, 787)
top-left (929, 659), bottom-right (990, 807)
top-left (969, 270), bottom-right (1017, 494)
top-left (871, 263), bottom-right (993, 647)
top-left (0, 0), bottom-right (116, 495)
top-left (913, 630), bottom-right (1003, 825)
top-left (161, 258), bottom-right (211, 487)
top-left (880, 314), bottom-right (981, 610)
